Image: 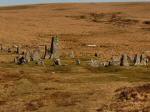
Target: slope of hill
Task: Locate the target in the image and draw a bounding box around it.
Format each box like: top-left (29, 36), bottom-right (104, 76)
top-left (0, 3), bottom-right (150, 58)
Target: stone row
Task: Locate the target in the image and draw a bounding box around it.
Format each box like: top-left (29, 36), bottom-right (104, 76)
top-left (89, 53), bottom-right (149, 67)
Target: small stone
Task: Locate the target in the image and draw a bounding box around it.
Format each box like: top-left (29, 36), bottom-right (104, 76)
top-left (103, 61), bottom-right (110, 67)
top-left (7, 48), bottom-right (11, 53)
top-left (25, 51), bottom-right (32, 63)
top-left (89, 59), bottom-right (100, 67)
top-left (76, 59), bottom-right (81, 65)
top-left (53, 58), bottom-right (61, 66)
top-left (69, 51), bottom-right (75, 58)
top-left (109, 56), bottom-right (121, 66)
top-left (140, 54), bottom-right (147, 66)
top-left (32, 48), bottom-right (41, 61)
top-left (37, 59), bottom-right (45, 65)
top-left (14, 55), bottom-right (26, 65)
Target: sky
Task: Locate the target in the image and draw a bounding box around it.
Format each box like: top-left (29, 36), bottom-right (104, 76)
top-left (0, 0), bottom-right (150, 6)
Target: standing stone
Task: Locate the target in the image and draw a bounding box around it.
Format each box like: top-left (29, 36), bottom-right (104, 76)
top-left (53, 58), bottom-right (61, 66)
top-left (120, 54), bottom-right (129, 66)
top-left (12, 45), bottom-right (19, 54)
top-left (69, 51), bottom-right (75, 58)
top-left (128, 55), bottom-right (135, 64)
top-left (134, 54), bottom-right (141, 65)
top-left (50, 36), bottom-right (60, 59)
top-left (25, 51), bottom-right (32, 62)
top-left (16, 46), bottom-right (19, 54)
top-left (140, 54), bottom-right (147, 66)
top-left (76, 59), bottom-right (81, 65)
top-left (7, 48), bottom-right (11, 53)
top-left (14, 56), bottom-right (19, 64)
top-left (32, 48), bottom-right (41, 61)
top-left (43, 45), bottom-right (51, 59)
top-left (102, 61), bottom-right (110, 67)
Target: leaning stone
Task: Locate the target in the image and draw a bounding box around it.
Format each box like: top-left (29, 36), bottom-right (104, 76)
top-left (120, 54), bottom-right (129, 66)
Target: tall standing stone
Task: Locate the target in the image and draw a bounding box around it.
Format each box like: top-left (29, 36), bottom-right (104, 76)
top-left (120, 54), bottom-right (129, 66)
top-left (50, 36), bottom-right (60, 59)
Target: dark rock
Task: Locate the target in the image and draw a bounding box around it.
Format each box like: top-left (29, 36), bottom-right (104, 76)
top-left (14, 55), bottom-right (27, 65)
top-left (76, 59), bottom-right (81, 65)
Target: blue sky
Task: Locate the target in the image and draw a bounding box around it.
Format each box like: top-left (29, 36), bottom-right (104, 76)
top-left (0, 0), bottom-right (149, 6)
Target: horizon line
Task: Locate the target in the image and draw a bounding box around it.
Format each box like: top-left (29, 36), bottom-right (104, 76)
top-left (0, 1), bottom-right (150, 7)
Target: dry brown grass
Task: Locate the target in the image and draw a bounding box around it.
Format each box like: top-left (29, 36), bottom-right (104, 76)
top-left (0, 3), bottom-right (150, 58)
top-left (0, 2), bottom-right (150, 112)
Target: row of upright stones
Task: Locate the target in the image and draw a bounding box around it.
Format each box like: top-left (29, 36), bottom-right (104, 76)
top-left (14, 35), bottom-right (149, 67)
top-left (90, 53), bottom-right (149, 67)
top-left (14, 36), bottom-right (61, 65)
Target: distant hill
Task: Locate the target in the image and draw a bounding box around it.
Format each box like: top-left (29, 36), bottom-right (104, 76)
top-left (0, 2), bottom-right (150, 57)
